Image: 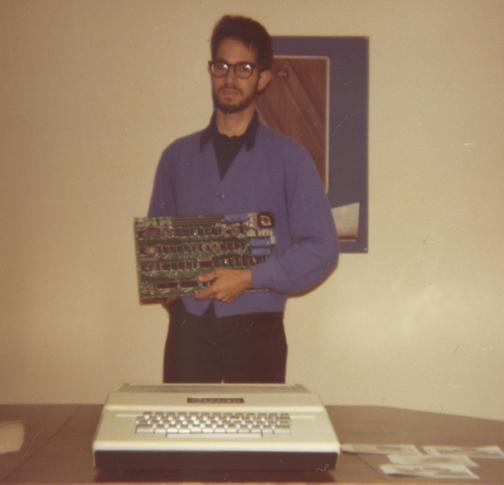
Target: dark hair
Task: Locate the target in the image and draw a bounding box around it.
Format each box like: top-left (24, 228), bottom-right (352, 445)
top-left (210, 15), bottom-right (273, 70)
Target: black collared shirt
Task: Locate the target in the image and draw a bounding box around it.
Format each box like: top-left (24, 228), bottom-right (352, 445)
top-left (199, 112), bottom-right (259, 179)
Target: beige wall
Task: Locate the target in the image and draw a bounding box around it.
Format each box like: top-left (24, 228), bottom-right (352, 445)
top-left (1, 0), bottom-right (503, 420)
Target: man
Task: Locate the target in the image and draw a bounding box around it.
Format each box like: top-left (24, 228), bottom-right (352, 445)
top-left (148, 15), bottom-right (338, 383)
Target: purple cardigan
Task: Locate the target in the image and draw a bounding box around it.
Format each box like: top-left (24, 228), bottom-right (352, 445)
top-left (148, 122), bottom-right (339, 317)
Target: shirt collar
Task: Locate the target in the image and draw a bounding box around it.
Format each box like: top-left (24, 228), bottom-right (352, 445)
top-left (199, 111), bottom-right (259, 151)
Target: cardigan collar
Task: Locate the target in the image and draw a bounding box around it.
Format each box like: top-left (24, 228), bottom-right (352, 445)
top-left (199, 111), bottom-right (259, 151)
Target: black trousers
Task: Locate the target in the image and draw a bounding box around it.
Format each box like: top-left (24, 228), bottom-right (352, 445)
top-left (164, 299), bottom-right (287, 383)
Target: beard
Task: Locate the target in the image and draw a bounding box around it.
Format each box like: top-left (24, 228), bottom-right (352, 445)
top-left (212, 83), bottom-right (260, 114)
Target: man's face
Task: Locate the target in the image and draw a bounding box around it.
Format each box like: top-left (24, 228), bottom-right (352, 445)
top-left (211, 38), bottom-right (270, 114)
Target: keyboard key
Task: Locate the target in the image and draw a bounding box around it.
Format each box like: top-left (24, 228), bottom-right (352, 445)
top-left (134, 410), bottom-right (291, 438)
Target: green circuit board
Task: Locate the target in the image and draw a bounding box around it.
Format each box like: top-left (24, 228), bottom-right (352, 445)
top-left (134, 212), bottom-right (275, 303)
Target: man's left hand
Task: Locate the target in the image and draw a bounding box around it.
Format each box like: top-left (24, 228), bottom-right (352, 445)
top-left (195, 268), bottom-right (253, 303)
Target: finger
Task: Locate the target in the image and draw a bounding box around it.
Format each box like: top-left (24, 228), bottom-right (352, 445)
top-left (194, 286), bottom-right (217, 300)
top-left (194, 290), bottom-right (209, 300)
top-left (197, 270), bottom-right (218, 282)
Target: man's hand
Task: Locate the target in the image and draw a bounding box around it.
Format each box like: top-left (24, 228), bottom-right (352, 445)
top-left (195, 268), bottom-right (253, 303)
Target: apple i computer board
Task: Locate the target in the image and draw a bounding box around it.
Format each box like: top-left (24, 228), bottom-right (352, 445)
top-left (134, 212), bottom-right (275, 302)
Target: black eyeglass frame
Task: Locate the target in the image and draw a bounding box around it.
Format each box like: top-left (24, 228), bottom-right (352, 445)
top-left (208, 60), bottom-right (261, 79)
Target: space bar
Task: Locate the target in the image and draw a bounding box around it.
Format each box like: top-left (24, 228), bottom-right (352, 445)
top-left (166, 432), bottom-right (262, 438)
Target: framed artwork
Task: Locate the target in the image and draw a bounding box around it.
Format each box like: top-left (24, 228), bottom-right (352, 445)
top-left (256, 37), bottom-right (368, 253)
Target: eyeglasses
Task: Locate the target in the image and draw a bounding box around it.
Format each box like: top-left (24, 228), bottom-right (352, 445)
top-left (208, 60), bottom-right (258, 79)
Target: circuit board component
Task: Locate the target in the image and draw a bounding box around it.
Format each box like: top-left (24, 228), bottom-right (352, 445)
top-left (134, 212), bottom-right (275, 302)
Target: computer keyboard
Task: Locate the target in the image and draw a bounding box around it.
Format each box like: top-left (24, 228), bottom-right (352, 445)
top-left (93, 384), bottom-right (340, 472)
top-left (135, 410), bottom-right (291, 437)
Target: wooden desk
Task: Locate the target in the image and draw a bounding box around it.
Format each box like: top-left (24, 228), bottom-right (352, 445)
top-left (1, 404), bottom-right (504, 484)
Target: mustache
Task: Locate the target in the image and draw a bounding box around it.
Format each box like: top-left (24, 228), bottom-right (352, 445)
top-left (218, 84), bottom-right (243, 94)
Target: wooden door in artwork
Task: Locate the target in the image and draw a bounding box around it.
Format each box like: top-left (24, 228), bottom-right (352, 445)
top-left (256, 56), bottom-right (329, 192)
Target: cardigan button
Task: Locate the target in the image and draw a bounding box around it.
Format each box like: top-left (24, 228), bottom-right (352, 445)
top-left (218, 192), bottom-right (226, 200)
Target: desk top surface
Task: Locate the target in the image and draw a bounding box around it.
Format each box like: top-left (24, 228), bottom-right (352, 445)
top-left (1, 404), bottom-right (504, 484)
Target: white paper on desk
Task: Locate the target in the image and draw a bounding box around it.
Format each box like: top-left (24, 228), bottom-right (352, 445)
top-left (0, 421), bottom-right (25, 454)
top-left (341, 443), bottom-right (422, 455)
top-left (424, 445), bottom-right (504, 459)
top-left (381, 463), bottom-right (479, 480)
top-left (388, 453), bottom-right (478, 468)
